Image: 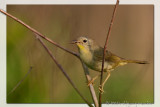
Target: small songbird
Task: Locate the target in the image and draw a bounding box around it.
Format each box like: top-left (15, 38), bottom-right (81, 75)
top-left (72, 36), bottom-right (148, 93)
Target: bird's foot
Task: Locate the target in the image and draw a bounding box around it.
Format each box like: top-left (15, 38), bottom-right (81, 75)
top-left (87, 79), bottom-right (95, 86)
top-left (99, 85), bottom-right (104, 94)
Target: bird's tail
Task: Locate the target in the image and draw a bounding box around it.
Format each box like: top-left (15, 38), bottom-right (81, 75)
top-left (123, 59), bottom-right (149, 64)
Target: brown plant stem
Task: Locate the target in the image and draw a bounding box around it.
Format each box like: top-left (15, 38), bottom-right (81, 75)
top-left (99, 0), bottom-right (119, 107)
top-left (81, 61), bottom-right (99, 107)
top-left (0, 9), bottom-right (79, 58)
top-left (35, 34), bottom-right (93, 107)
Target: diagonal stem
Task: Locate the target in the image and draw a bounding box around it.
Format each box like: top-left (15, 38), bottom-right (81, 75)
top-left (81, 61), bottom-right (99, 107)
top-left (0, 9), bottom-right (79, 58)
top-left (99, 0), bottom-right (119, 107)
top-left (7, 66), bottom-right (33, 96)
top-left (35, 34), bottom-right (93, 107)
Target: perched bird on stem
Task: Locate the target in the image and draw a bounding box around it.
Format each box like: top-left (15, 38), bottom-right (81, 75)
top-left (72, 36), bottom-right (148, 93)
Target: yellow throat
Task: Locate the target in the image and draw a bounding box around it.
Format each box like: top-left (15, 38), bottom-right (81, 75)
top-left (77, 44), bottom-right (92, 64)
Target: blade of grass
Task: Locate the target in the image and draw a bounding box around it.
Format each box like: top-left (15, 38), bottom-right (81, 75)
top-left (8, 66), bottom-right (33, 96)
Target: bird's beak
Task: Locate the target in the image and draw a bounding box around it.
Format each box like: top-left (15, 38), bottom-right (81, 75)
top-left (70, 40), bottom-right (79, 44)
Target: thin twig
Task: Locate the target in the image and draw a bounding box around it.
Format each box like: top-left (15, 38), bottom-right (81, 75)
top-left (0, 9), bottom-right (79, 58)
top-left (8, 66), bottom-right (33, 96)
top-left (81, 61), bottom-right (99, 107)
top-left (99, 0), bottom-right (119, 106)
top-left (35, 34), bottom-right (93, 107)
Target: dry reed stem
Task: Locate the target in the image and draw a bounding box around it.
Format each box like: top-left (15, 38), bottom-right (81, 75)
top-left (81, 61), bottom-right (99, 107)
top-left (99, 0), bottom-right (119, 107)
top-left (35, 34), bottom-right (93, 107)
top-left (0, 9), bottom-right (78, 58)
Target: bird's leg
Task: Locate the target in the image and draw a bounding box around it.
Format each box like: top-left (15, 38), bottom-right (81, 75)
top-left (99, 70), bottom-right (111, 93)
top-left (87, 74), bottom-right (100, 86)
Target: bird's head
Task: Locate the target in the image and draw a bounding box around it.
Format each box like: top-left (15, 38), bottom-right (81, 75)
top-left (71, 36), bottom-right (100, 54)
top-left (71, 37), bottom-right (93, 51)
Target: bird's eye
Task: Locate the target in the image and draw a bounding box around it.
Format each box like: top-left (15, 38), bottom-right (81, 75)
top-left (83, 39), bottom-right (87, 43)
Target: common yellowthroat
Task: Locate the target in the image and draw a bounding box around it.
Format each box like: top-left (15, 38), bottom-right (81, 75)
top-left (72, 36), bottom-right (148, 92)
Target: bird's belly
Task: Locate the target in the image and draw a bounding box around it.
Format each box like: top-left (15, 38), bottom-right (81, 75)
top-left (85, 61), bottom-right (112, 72)
top-left (79, 51), bottom-right (113, 72)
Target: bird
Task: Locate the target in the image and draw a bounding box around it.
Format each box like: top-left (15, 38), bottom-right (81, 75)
top-left (71, 36), bottom-right (148, 93)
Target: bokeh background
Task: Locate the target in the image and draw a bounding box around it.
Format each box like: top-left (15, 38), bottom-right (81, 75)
top-left (7, 5), bottom-right (153, 103)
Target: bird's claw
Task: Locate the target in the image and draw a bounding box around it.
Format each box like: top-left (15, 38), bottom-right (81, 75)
top-left (87, 79), bottom-right (95, 86)
top-left (99, 85), bottom-right (104, 93)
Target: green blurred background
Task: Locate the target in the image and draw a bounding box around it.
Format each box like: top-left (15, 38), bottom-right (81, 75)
top-left (7, 5), bottom-right (153, 103)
